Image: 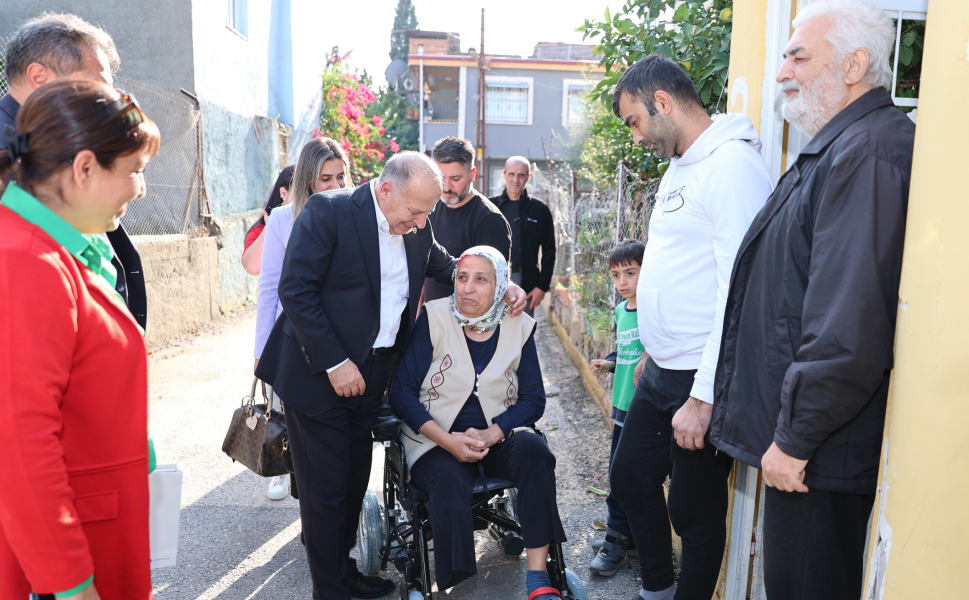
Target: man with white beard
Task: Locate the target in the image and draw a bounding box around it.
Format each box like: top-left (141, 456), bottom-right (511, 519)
top-left (707, 1), bottom-right (915, 599)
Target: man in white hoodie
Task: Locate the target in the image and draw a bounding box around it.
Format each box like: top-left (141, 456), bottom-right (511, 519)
top-left (608, 55), bottom-right (773, 600)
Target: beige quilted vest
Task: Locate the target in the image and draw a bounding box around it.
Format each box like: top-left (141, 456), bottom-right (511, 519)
top-left (400, 299), bottom-right (536, 467)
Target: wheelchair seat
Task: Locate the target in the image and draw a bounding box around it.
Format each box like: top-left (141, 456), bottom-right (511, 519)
top-left (407, 477), bottom-right (515, 502)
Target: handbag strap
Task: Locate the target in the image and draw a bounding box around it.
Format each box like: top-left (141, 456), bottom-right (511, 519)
top-left (256, 378), bottom-right (277, 415)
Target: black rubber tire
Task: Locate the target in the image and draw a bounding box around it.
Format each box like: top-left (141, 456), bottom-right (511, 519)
top-left (357, 490), bottom-right (384, 575)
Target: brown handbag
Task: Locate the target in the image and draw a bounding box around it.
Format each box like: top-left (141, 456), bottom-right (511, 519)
top-left (222, 378), bottom-right (293, 477)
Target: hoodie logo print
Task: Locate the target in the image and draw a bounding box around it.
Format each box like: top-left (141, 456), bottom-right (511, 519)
top-left (660, 187), bottom-right (686, 213)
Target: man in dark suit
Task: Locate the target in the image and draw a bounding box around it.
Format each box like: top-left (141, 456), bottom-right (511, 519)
top-left (256, 152), bottom-right (525, 599)
top-left (1, 14), bottom-right (147, 329)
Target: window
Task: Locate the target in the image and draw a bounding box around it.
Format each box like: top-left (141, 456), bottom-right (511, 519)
top-left (886, 11), bottom-right (926, 110)
top-left (562, 79), bottom-right (593, 127)
top-left (227, 0), bottom-right (248, 38)
top-left (485, 76), bottom-right (534, 125)
top-left (490, 167), bottom-right (506, 198)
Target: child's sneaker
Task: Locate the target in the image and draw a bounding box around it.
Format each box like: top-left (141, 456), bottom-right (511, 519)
top-left (593, 532), bottom-right (638, 556)
top-left (589, 528), bottom-right (632, 576)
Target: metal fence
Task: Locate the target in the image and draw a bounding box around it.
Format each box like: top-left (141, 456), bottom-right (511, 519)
top-left (0, 38), bottom-right (8, 98)
top-left (0, 36), bottom-right (208, 236)
top-left (114, 74), bottom-right (209, 236)
top-left (532, 161), bottom-right (657, 364)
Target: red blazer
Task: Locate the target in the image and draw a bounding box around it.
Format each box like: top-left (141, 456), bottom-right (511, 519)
top-left (0, 207), bottom-right (152, 599)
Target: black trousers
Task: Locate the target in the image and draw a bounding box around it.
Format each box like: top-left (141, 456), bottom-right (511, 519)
top-left (285, 354), bottom-right (388, 600)
top-left (605, 422), bottom-right (631, 535)
top-left (410, 431), bottom-right (567, 590)
top-left (611, 359), bottom-right (734, 599)
top-left (763, 486), bottom-right (874, 600)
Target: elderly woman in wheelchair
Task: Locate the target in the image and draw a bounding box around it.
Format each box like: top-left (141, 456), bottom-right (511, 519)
top-left (385, 246), bottom-right (577, 600)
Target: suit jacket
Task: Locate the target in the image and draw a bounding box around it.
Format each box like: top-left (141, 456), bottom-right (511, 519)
top-left (255, 183), bottom-right (457, 416)
top-left (0, 206), bottom-right (151, 599)
top-left (0, 94), bottom-right (148, 330)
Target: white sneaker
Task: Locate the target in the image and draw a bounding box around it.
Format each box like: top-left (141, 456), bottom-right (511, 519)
top-left (267, 475), bottom-right (290, 500)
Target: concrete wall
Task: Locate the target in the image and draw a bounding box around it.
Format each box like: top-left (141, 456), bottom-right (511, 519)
top-left (201, 99), bottom-right (283, 216)
top-left (422, 121), bottom-right (460, 149)
top-left (132, 210), bottom-right (263, 350)
top-left (0, 0), bottom-right (196, 96)
top-left (134, 235), bottom-right (220, 349)
top-left (216, 209), bottom-right (263, 315)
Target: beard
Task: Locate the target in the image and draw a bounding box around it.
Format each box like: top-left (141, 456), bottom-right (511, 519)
top-left (643, 114), bottom-right (682, 159)
top-left (781, 63), bottom-right (849, 137)
top-left (442, 182), bottom-right (472, 205)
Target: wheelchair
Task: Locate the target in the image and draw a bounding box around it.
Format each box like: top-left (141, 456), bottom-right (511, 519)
top-left (360, 406), bottom-right (588, 600)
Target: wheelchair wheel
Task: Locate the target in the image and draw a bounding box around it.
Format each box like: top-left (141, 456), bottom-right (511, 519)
top-left (565, 569), bottom-right (588, 600)
top-left (357, 490), bottom-right (384, 575)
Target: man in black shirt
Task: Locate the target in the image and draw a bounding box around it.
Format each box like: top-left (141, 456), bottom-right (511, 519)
top-left (491, 157), bottom-right (556, 316)
top-left (422, 137), bottom-right (511, 302)
top-left (1, 14), bottom-right (147, 330)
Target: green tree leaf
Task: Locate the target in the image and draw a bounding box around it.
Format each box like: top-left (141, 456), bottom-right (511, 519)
top-left (673, 3), bottom-right (689, 23)
top-left (899, 44), bottom-right (913, 67)
top-left (617, 19), bottom-right (637, 35)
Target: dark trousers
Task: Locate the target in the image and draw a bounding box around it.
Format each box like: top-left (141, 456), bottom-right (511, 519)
top-left (605, 423), bottom-right (631, 536)
top-left (763, 486), bottom-right (874, 600)
top-left (611, 359), bottom-right (734, 599)
top-left (410, 431), bottom-right (567, 590)
top-left (286, 354), bottom-right (387, 600)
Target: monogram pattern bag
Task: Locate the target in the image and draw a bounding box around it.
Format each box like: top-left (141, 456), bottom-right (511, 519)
top-left (222, 378), bottom-right (293, 477)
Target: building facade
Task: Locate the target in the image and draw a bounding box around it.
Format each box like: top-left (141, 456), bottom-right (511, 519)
top-left (406, 33), bottom-right (603, 195)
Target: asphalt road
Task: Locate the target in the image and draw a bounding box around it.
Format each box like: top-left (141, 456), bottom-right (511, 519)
top-left (148, 306), bottom-right (640, 600)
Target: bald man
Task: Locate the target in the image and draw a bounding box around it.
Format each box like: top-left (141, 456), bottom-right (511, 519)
top-left (491, 157), bottom-right (556, 316)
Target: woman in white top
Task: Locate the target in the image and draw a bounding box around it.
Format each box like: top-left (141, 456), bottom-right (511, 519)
top-left (255, 137), bottom-right (351, 500)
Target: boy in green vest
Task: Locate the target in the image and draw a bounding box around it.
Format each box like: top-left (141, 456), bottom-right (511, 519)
top-left (589, 240), bottom-right (646, 577)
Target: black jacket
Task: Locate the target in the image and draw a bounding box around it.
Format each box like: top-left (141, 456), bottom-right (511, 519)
top-left (0, 94), bottom-right (148, 329)
top-left (709, 89), bottom-right (915, 493)
top-left (255, 184), bottom-right (457, 416)
top-left (491, 188), bottom-right (556, 293)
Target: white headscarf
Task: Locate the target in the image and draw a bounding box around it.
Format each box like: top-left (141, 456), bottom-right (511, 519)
top-left (450, 246), bottom-right (509, 333)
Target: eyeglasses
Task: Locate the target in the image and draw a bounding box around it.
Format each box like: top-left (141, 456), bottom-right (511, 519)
top-left (94, 90), bottom-right (145, 131)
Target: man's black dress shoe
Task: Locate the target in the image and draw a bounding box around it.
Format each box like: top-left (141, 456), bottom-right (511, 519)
top-left (348, 569), bottom-right (395, 599)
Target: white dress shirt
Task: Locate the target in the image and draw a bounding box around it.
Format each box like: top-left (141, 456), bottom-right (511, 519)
top-left (326, 180), bottom-right (409, 373)
top-left (371, 179), bottom-right (410, 347)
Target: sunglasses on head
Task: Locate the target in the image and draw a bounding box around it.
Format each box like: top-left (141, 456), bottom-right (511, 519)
top-left (95, 90), bottom-right (145, 131)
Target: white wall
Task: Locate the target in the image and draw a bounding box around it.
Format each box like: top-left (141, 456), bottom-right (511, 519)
top-left (191, 0), bottom-right (272, 118)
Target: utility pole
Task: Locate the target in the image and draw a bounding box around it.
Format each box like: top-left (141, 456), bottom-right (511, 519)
top-left (475, 8), bottom-right (486, 192)
top-left (418, 44), bottom-right (425, 153)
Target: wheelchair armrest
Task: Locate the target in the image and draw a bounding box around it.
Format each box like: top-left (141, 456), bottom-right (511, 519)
top-left (371, 400), bottom-right (403, 442)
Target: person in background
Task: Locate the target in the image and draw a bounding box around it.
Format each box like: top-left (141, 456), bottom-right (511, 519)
top-left (1, 13), bottom-right (146, 331)
top-left (254, 138), bottom-right (349, 501)
top-left (611, 54), bottom-right (773, 600)
top-left (709, 3), bottom-right (915, 598)
top-left (241, 165), bottom-right (295, 276)
top-left (491, 157), bottom-right (555, 316)
top-left (0, 79), bottom-right (160, 600)
top-left (422, 137), bottom-right (510, 302)
top-left (588, 240), bottom-right (646, 577)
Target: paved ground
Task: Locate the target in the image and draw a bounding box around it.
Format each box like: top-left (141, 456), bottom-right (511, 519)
top-left (149, 306), bottom-right (641, 599)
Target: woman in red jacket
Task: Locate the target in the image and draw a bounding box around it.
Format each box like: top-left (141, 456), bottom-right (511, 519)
top-left (0, 79), bottom-right (160, 600)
